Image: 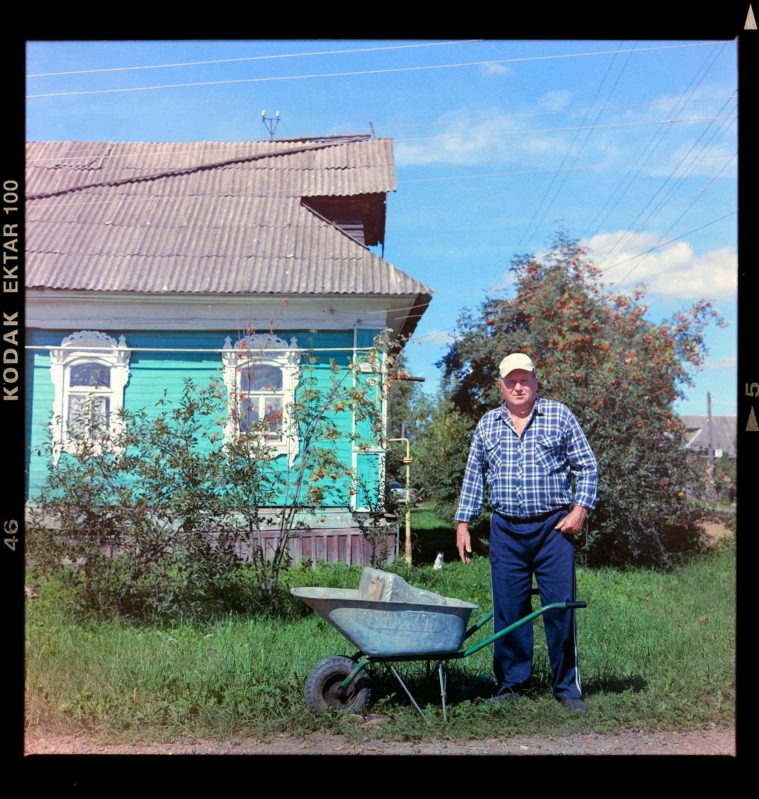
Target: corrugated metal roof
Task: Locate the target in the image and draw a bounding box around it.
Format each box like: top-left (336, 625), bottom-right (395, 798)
top-left (680, 415), bottom-right (737, 458)
top-left (26, 137), bottom-right (431, 298)
top-left (26, 138), bottom-right (397, 199)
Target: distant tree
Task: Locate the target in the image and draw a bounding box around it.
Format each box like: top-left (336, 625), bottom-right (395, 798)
top-left (412, 395), bottom-right (475, 523)
top-left (384, 348), bottom-right (433, 498)
top-left (437, 230), bottom-right (727, 568)
top-left (386, 349), bottom-right (417, 441)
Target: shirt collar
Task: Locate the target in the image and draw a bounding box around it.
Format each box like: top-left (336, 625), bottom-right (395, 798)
top-left (499, 395), bottom-right (543, 426)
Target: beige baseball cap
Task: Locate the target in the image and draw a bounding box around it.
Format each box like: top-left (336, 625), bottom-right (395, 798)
top-left (498, 353), bottom-right (536, 379)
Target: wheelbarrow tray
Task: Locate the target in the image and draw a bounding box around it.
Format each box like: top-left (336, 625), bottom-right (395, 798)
top-left (291, 586), bottom-right (478, 657)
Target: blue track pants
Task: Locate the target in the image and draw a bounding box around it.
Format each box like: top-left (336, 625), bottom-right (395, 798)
top-left (489, 508), bottom-right (582, 700)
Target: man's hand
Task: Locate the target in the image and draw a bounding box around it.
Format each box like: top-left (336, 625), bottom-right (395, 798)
top-left (554, 505), bottom-right (588, 534)
top-left (456, 522), bottom-right (473, 564)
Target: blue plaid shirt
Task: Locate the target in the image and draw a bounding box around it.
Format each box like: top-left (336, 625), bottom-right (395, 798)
top-left (455, 396), bottom-right (598, 522)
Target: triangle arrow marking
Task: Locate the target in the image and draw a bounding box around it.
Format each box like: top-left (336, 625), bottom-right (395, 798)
top-left (747, 405), bottom-right (759, 432)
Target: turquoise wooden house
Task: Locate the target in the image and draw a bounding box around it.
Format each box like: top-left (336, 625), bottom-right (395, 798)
top-left (25, 135), bottom-right (431, 565)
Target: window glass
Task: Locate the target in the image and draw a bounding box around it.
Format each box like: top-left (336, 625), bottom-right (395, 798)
top-left (69, 362), bottom-right (111, 388)
top-left (240, 397), bottom-right (260, 433)
top-left (264, 397), bottom-right (283, 435)
top-left (67, 395), bottom-right (110, 438)
top-left (240, 364), bottom-right (283, 392)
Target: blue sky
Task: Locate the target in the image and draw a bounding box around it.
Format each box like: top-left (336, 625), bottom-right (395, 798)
top-left (26, 39), bottom-right (738, 416)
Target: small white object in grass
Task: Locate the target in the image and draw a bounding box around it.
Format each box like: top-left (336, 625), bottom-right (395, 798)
top-left (433, 552), bottom-right (445, 570)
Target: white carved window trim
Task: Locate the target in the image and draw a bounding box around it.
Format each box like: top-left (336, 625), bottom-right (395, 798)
top-left (222, 334), bottom-right (301, 466)
top-left (49, 331), bottom-right (131, 460)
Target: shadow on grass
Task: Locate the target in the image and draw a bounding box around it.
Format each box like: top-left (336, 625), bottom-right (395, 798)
top-left (410, 510), bottom-right (490, 566)
top-left (583, 675), bottom-right (648, 695)
top-left (359, 653), bottom-right (649, 714)
top-left (362, 661), bottom-right (497, 711)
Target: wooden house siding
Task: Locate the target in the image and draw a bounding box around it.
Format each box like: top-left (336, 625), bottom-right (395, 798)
top-left (26, 327), bottom-right (384, 510)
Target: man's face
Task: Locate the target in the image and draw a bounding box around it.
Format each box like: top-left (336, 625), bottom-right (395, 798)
top-left (498, 369), bottom-right (537, 412)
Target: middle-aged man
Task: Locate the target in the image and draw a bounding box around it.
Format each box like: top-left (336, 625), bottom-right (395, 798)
top-left (455, 353), bottom-right (598, 712)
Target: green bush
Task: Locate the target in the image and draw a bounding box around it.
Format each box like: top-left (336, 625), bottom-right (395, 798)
top-left (28, 351), bottom-right (384, 621)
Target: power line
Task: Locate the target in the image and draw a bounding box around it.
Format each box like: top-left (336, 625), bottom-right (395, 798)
top-left (599, 100), bottom-right (735, 266)
top-left (656, 155), bottom-right (736, 245)
top-left (27, 40), bottom-right (484, 78)
top-left (533, 44), bottom-right (637, 237)
top-left (393, 115), bottom-right (728, 144)
top-left (27, 42), bottom-right (720, 99)
top-left (411, 209), bottom-right (737, 349)
top-left (583, 42), bottom-right (730, 243)
top-left (599, 210), bottom-right (737, 276)
top-left (373, 97), bottom-right (716, 134)
top-left (597, 92), bottom-right (736, 268)
top-left (606, 115), bottom-right (736, 266)
top-left (397, 165), bottom-right (599, 185)
top-left (606, 155), bottom-right (737, 287)
top-left (517, 41), bottom-right (633, 251)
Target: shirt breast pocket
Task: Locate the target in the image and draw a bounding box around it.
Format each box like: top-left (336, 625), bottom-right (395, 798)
top-left (483, 433), bottom-right (503, 470)
top-left (535, 434), bottom-right (564, 470)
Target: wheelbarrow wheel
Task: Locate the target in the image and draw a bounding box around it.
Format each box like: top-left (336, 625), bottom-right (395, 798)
top-left (304, 656), bottom-right (372, 715)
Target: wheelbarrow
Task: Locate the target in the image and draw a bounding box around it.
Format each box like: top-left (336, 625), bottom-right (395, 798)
top-left (292, 567), bottom-right (587, 722)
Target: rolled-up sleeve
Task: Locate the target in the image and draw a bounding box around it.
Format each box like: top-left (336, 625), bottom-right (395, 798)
top-left (455, 423), bottom-right (486, 522)
top-left (565, 413), bottom-right (598, 510)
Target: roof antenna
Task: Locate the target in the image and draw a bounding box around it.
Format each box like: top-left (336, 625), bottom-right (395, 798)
top-left (369, 121), bottom-right (376, 139)
top-left (261, 110), bottom-right (280, 140)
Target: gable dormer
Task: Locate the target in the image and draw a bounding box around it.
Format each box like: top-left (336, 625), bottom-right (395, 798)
top-left (301, 193), bottom-right (387, 247)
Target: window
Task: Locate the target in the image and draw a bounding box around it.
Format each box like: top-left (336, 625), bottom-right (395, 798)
top-left (67, 362), bottom-right (112, 439)
top-left (222, 333), bottom-right (300, 464)
top-left (49, 331), bottom-right (131, 457)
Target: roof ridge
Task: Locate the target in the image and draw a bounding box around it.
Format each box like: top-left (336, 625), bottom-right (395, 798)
top-left (27, 135), bottom-right (373, 201)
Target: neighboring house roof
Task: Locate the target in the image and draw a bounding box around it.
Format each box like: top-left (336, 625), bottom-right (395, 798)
top-left (25, 136), bottom-right (432, 301)
top-left (680, 415), bottom-right (737, 458)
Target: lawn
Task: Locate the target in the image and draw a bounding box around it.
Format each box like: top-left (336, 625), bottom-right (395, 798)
top-left (25, 514), bottom-right (735, 743)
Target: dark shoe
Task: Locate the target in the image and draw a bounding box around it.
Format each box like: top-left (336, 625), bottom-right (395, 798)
top-left (486, 689), bottom-right (521, 704)
top-left (559, 697), bottom-right (589, 713)
top-left (456, 674), bottom-right (496, 701)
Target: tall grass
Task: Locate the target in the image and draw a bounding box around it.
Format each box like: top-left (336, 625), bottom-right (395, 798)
top-left (25, 538), bottom-right (735, 742)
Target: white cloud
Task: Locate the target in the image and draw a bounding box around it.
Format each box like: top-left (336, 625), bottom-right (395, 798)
top-left (392, 84), bottom-right (737, 176)
top-left (394, 107), bottom-right (568, 167)
top-left (582, 231), bottom-right (737, 300)
top-left (642, 141), bottom-right (737, 180)
top-left (589, 82), bottom-right (737, 177)
top-left (647, 82), bottom-right (736, 119)
top-left (480, 62), bottom-right (512, 77)
top-left (537, 90), bottom-right (573, 112)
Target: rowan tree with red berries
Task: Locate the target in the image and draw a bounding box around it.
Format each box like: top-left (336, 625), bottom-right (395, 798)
top-left (437, 231), bottom-right (726, 568)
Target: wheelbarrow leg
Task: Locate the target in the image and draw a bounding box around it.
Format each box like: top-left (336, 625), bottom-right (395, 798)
top-left (385, 664), bottom-right (429, 723)
top-left (437, 661), bottom-right (448, 723)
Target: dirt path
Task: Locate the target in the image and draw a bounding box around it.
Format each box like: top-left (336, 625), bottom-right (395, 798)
top-left (24, 727), bottom-right (735, 756)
